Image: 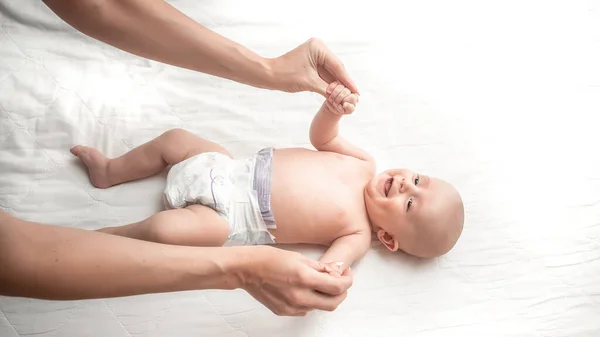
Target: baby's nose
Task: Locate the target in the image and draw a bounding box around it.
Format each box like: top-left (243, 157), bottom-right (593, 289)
top-left (397, 177), bottom-right (407, 192)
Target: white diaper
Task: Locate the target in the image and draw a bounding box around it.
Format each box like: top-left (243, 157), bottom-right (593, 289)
top-left (162, 150), bottom-right (276, 246)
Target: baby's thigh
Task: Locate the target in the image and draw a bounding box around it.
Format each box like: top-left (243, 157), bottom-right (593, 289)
top-left (153, 205), bottom-right (230, 247)
top-left (163, 128), bottom-right (233, 160)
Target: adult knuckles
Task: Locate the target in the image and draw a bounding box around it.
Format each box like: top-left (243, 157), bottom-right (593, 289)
top-left (322, 301), bottom-right (340, 312)
top-left (296, 268), bottom-right (312, 286)
top-left (274, 304), bottom-right (296, 316)
top-left (307, 37), bottom-right (324, 48)
top-left (286, 288), bottom-right (306, 308)
top-left (334, 278), bottom-right (353, 294)
top-left (331, 283), bottom-right (345, 295)
top-left (326, 292), bottom-right (349, 312)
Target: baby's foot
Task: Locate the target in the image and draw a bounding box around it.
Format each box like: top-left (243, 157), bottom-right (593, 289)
top-left (70, 145), bottom-right (112, 188)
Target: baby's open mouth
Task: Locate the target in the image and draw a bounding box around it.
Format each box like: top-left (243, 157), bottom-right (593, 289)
top-left (384, 178), bottom-right (393, 197)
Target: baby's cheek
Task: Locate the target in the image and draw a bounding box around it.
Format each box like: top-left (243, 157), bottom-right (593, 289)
top-left (388, 211), bottom-right (411, 236)
top-left (385, 201), bottom-right (405, 220)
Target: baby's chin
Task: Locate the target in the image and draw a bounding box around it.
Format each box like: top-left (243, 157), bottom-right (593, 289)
top-left (365, 172), bottom-right (390, 197)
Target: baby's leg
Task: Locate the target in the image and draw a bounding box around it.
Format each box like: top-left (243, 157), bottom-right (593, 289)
top-left (98, 204), bottom-right (230, 246)
top-left (71, 128), bottom-right (232, 188)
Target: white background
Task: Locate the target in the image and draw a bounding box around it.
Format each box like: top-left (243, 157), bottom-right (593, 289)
top-left (1, 1), bottom-right (599, 336)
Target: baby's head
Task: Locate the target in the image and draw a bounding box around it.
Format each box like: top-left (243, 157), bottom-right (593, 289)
top-left (364, 168), bottom-right (464, 258)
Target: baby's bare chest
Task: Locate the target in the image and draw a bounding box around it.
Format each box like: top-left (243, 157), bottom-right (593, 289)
top-left (267, 148), bottom-right (373, 244)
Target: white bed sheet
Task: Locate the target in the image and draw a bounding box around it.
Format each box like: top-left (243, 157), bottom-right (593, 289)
top-left (1, 1), bottom-right (600, 336)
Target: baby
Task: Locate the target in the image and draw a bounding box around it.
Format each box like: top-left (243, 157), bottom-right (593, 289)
top-left (71, 82), bottom-right (464, 272)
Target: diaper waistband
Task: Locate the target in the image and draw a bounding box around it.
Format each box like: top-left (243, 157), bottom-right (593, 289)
top-left (253, 147), bottom-right (275, 228)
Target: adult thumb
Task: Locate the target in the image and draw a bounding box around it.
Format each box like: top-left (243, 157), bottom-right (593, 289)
top-left (305, 258), bottom-right (334, 274)
top-left (323, 58), bottom-right (359, 95)
top-left (311, 75), bottom-right (330, 98)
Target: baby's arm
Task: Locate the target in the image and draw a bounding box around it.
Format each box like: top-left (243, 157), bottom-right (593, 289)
top-left (309, 82), bottom-right (375, 165)
top-left (318, 231), bottom-right (371, 275)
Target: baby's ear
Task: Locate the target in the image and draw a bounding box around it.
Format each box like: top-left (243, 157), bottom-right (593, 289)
top-left (377, 229), bottom-right (399, 252)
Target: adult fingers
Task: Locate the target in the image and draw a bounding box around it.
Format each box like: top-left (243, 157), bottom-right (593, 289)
top-left (312, 59), bottom-right (358, 97)
top-left (308, 38), bottom-right (359, 95)
top-left (322, 54), bottom-right (359, 94)
top-left (303, 259), bottom-right (352, 293)
top-left (304, 258), bottom-right (333, 274)
top-left (305, 268), bottom-right (353, 295)
top-left (256, 286), bottom-right (311, 316)
top-left (300, 289), bottom-right (348, 312)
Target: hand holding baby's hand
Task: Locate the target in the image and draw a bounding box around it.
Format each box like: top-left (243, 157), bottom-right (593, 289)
top-left (322, 261), bottom-right (348, 277)
top-left (325, 82), bottom-right (359, 115)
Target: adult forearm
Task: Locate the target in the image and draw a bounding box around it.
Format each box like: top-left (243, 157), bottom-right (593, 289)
top-left (0, 212), bottom-right (241, 300)
top-left (0, 211), bottom-right (354, 315)
top-left (42, 0), bottom-right (275, 89)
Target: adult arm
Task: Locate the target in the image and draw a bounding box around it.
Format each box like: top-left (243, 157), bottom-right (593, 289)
top-left (0, 211), bottom-right (352, 316)
top-left (41, 0), bottom-right (358, 96)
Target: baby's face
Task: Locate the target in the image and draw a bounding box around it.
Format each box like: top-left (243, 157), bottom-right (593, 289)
top-left (364, 168), bottom-right (464, 258)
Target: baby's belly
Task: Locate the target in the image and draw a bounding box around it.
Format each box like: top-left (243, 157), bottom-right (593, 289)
top-left (267, 148), bottom-right (364, 245)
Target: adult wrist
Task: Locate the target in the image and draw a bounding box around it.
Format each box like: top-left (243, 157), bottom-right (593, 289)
top-left (172, 246), bottom-right (237, 292)
top-left (221, 246), bottom-right (272, 291)
top-left (225, 44), bottom-right (279, 91)
top-left (264, 55), bottom-right (300, 93)
top-left (258, 56), bottom-right (281, 91)
top-left (208, 246), bottom-right (257, 290)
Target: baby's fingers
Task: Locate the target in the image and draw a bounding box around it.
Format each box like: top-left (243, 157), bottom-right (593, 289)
top-left (343, 93), bottom-right (359, 106)
top-left (334, 88), bottom-right (351, 106)
top-left (328, 83), bottom-right (344, 104)
top-left (343, 102), bottom-right (355, 114)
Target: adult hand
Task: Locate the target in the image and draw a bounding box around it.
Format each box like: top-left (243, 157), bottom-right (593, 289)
top-left (43, 1), bottom-right (358, 97)
top-left (239, 246), bottom-right (353, 316)
top-left (271, 38), bottom-right (359, 97)
top-left (0, 211), bottom-right (351, 309)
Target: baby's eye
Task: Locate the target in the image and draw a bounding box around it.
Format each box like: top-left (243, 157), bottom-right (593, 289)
top-left (414, 175), bottom-right (420, 185)
top-left (407, 197), bottom-right (413, 211)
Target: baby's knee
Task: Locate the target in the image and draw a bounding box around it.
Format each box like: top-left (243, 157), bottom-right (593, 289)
top-left (147, 207), bottom-right (227, 246)
top-left (145, 209), bottom-right (197, 243)
top-left (161, 128), bottom-right (192, 145)
top-left (159, 128), bottom-right (197, 163)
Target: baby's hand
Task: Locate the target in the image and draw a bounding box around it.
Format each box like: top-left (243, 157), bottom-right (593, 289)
top-left (325, 82), bottom-right (359, 115)
top-left (322, 261), bottom-right (347, 277)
